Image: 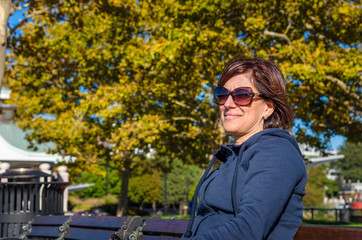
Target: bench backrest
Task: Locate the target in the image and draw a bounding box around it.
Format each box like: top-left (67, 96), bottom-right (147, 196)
top-left (25, 215), bottom-right (69, 239)
top-left (25, 215), bottom-right (362, 240)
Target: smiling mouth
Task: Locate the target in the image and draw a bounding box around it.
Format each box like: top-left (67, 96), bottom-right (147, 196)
top-left (224, 114), bottom-right (242, 120)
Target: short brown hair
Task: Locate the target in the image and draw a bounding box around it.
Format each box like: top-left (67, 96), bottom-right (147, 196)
top-left (218, 58), bottom-right (293, 129)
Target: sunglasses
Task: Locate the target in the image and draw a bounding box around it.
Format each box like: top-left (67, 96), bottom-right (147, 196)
top-left (213, 86), bottom-right (264, 106)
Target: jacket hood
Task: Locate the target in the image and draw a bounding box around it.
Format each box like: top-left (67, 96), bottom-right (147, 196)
top-left (215, 128), bottom-right (302, 162)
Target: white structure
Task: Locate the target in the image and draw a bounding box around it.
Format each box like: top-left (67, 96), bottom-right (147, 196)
top-left (0, 86), bottom-right (73, 211)
top-left (0, 134), bottom-right (72, 211)
top-left (305, 155), bottom-right (345, 168)
top-left (326, 168), bottom-right (340, 181)
top-left (58, 165), bottom-right (70, 212)
top-left (299, 143), bottom-right (344, 168)
top-left (0, 134), bottom-right (63, 166)
top-left (0, 86), bottom-right (10, 99)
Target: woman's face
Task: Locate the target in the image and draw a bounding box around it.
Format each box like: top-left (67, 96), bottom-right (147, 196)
top-left (219, 73), bottom-right (274, 145)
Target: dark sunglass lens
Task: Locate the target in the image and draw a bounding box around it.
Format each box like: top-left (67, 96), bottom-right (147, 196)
top-left (233, 89), bottom-right (252, 105)
top-left (233, 94), bottom-right (250, 105)
top-left (214, 87), bottom-right (229, 104)
top-left (215, 94), bottom-right (228, 104)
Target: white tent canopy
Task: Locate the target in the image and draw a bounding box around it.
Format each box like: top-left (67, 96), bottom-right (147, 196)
top-left (0, 134), bottom-right (61, 163)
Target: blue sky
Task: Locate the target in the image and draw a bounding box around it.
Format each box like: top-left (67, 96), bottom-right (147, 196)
top-left (329, 135), bottom-right (346, 151)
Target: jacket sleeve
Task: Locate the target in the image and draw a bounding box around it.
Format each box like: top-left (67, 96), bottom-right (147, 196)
top-left (189, 139), bottom-right (306, 240)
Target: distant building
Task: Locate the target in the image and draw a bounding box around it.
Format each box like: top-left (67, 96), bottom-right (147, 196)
top-left (326, 168), bottom-right (340, 181)
top-left (340, 181), bottom-right (362, 209)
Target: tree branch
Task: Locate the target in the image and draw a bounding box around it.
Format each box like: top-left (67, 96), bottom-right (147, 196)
top-left (7, 8), bottom-right (48, 36)
top-left (283, 22), bottom-right (292, 36)
top-left (172, 99), bottom-right (190, 109)
top-left (7, 0), bottom-right (67, 37)
top-left (264, 29), bottom-right (306, 64)
top-left (325, 75), bottom-right (361, 103)
top-left (162, 116), bottom-right (198, 123)
top-left (10, 3), bottom-right (30, 15)
top-left (264, 29), bottom-right (292, 46)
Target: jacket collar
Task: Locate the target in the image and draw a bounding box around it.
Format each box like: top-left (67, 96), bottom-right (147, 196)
top-left (214, 144), bottom-right (237, 163)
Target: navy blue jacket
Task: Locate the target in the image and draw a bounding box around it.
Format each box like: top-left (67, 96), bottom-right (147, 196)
top-left (183, 128), bottom-right (307, 240)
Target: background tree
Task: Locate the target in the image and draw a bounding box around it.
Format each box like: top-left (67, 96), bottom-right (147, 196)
top-left (129, 171), bottom-right (162, 212)
top-left (5, 0), bottom-right (222, 216)
top-left (165, 159), bottom-right (202, 214)
top-left (3, 0), bottom-right (361, 215)
top-left (325, 178), bottom-right (339, 200)
top-left (336, 142), bottom-right (362, 182)
top-left (71, 167), bottom-right (121, 199)
top-left (303, 165), bottom-right (329, 207)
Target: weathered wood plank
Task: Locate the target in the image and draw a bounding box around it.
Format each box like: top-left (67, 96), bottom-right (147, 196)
top-left (295, 224), bottom-right (362, 240)
top-left (27, 216), bottom-right (70, 239)
top-left (70, 215), bottom-right (128, 229)
top-left (27, 226), bottom-right (61, 238)
top-left (141, 236), bottom-right (181, 240)
top-left (63, 228), bottom-right (116, 239)
top-left (143, 219), bottom-right (188, 236)
top-left (31, 215), bottom-right (69, 225)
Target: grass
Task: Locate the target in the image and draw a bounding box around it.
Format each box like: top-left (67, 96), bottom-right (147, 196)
top-left (68, 195), bottom-right (119, 214)
top-left (160, 215), bottom-right (190, 220)
top-left (69, 194), bottom-right (118, 208)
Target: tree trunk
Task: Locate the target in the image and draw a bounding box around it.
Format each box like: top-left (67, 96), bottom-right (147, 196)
top-left (152, 201), bottom-right (156, 213)
top-left (0, 0), bottom-right (11, 93)
top-left (117, 156), bottom-right (131, 216)
top-left (139, 201), bottom-right (144, 211)
top-left (179, 199), bottom-right (186, 216)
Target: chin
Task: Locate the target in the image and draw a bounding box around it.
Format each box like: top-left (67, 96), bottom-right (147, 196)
top-left (223, 126), bottom-right (243, 135)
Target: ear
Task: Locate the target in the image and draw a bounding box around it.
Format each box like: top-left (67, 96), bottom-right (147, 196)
top-left (264, 99), bottom-right (275, 118)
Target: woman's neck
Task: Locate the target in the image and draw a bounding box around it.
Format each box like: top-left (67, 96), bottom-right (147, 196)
top-left (234, 128), bottom-right (264, 145)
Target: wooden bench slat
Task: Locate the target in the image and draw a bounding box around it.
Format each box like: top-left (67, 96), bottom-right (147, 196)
top-left (26, 226), bottom-right (61, 238)
top-left (63, 228), bottom-right (115, 239)
top-left (31, 215), bottom-right (70, 225)
top-left (70, 216), bottom-right (127, 229)
top-left (295, 225), bottom-right (362, 240)
top-left (141, 235), bottom-right (181, 240)
top-left (143, 219), bottom-right (188, 235)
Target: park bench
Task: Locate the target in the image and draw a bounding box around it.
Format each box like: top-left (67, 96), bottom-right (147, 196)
top-left (11, 215), bottom-right (362, 240)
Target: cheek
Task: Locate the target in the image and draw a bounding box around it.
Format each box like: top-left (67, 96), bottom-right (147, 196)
top-left (251, 104), bottom-right (267, 119)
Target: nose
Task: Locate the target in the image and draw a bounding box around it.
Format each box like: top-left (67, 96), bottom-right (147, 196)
top-left (224, 94), bottom-right (236, 108)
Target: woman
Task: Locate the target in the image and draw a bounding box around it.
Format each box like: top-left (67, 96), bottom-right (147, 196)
top-left (182, 58), bottom-right (307, 240)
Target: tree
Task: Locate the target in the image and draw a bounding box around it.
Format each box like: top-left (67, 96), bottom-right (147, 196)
top-left (165, 158), bottom-right (202, 213)
top-left (5, 0), bottom-right (221, 216)
top-left (325, 178), bottom-right (339, 199)
top-left (336, 142), bottom-right (362, 182)
top-left (4, 0), bottom-right (361, 215)
top-left (303, 165), bottom-right (329, 206)
top-left (71, 167), bottom-right (121, 199)
top-left (129, 171), bottom-right (162, 212)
